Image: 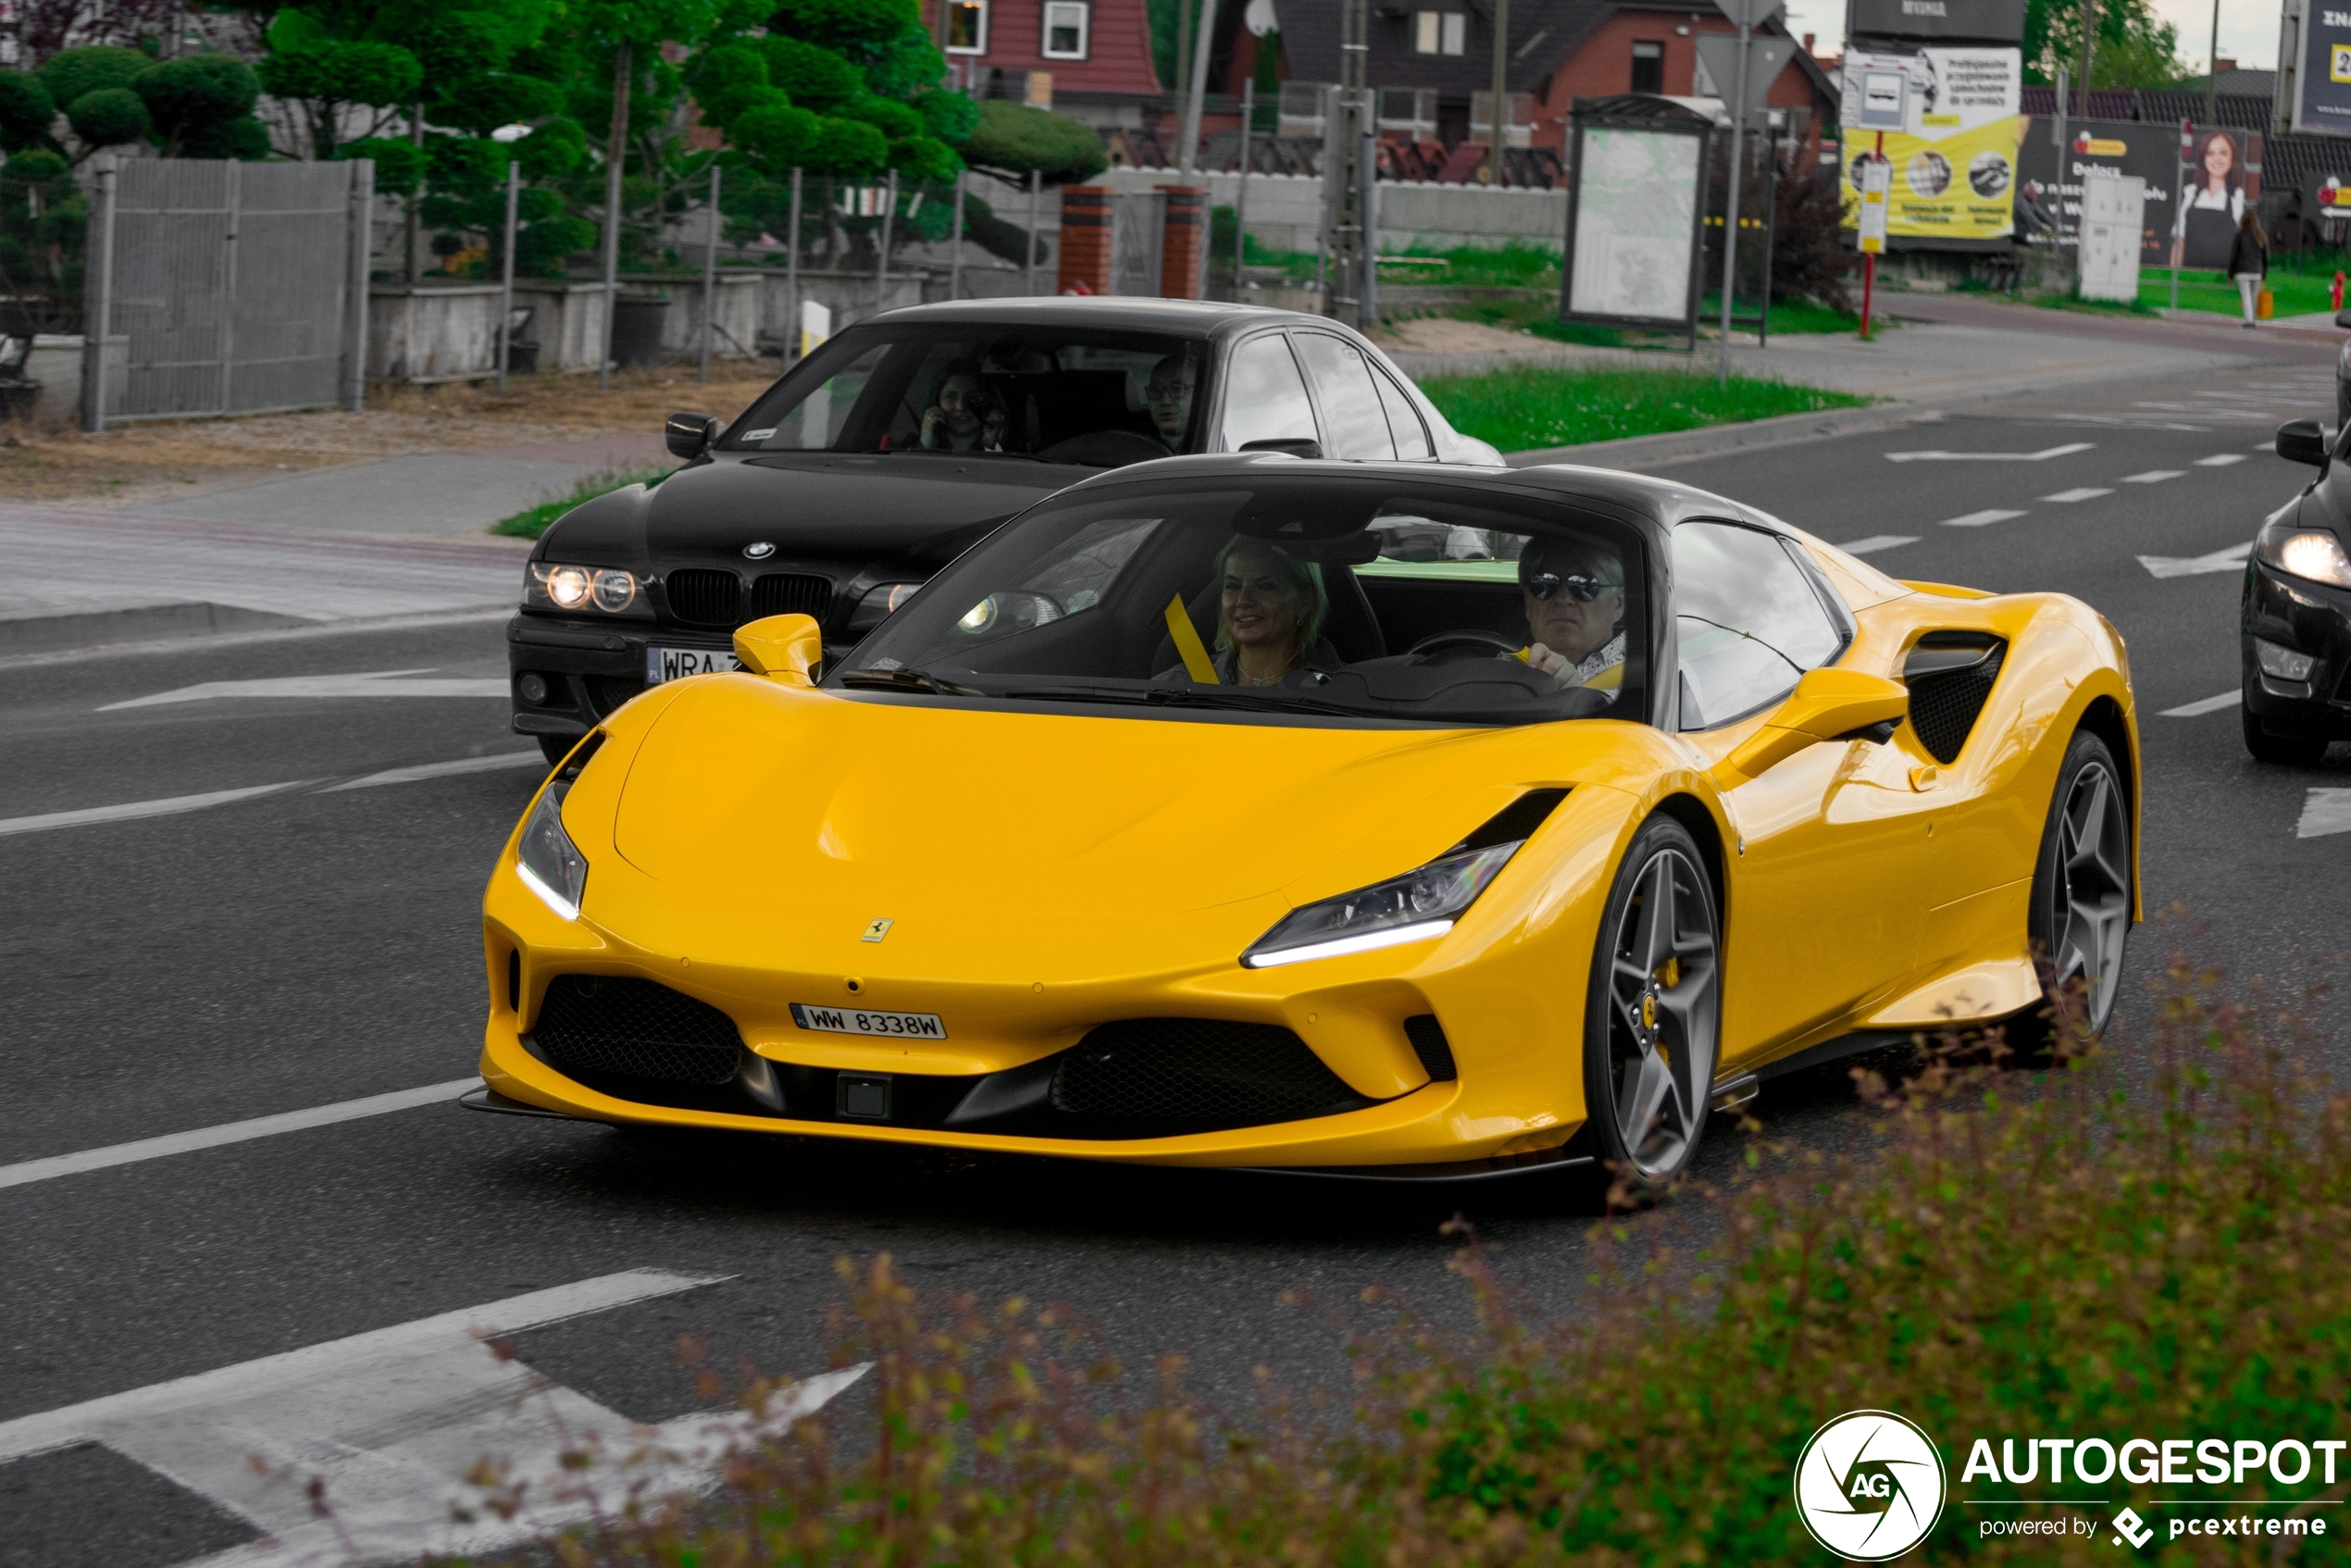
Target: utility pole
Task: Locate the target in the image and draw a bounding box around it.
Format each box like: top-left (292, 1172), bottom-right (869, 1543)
top-left (2076, 0), bottom-right (2096, 118)
top-left (1179, 0), bottom-right (1216, 171)
top-left (1718, 10), bottom-right (1753, 384)
top-left (1325, 0), bottom-right (1371, 326)
top-left (1486, 0), bottom-right (1510, 185)
top-left (700, 161), bottom-right (720, 382)
top-left (599, 40), bottom-right (633, 391)
top-left (498, 158), bottom-right (520, 394)
top-left (2205, 0), bottom-right (2221, 127)
top-left (1234, 77), bottom-right (1254, 294)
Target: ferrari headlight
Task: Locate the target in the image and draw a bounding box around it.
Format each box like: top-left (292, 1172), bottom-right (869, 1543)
top-left (2260, 528), bottom-right (2351, 590)
top-left (1242, 841), bottom-right (1521, 968)
top-left (527, 561), bottom-right (643, 615)
top-left (515, 785), bottom-right (588, 920)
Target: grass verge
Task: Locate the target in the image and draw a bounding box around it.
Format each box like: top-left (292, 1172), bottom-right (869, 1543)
top-left (1419, 364), bottom-right (1869, 452)
top-left (491, 464), bottom-right (672, 540)
top-left (432, 944), bottom-right (2351, 1565)
top-left (2139, 268), bottom-right (2335, 319)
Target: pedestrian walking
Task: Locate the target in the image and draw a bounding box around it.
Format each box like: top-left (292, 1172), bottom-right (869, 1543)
top-left (2229, 210), bottom-right (2269, 329)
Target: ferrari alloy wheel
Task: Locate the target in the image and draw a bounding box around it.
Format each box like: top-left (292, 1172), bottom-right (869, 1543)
top-left (1584, 817), bottom-right (1722, 1196)
top-left (2029, 731), bottom-right (2133, 1036)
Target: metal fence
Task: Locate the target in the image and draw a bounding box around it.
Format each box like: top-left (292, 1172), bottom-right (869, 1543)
top-left (82, 156), bottom-right (373, 429)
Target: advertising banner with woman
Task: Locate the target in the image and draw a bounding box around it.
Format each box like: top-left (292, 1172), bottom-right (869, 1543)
top-left (1839, 46), bottom-right (2024, 243)
top-left (2013, 121), bottom-right (2260, 267)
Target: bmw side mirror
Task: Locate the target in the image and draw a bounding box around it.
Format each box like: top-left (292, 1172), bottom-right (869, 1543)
top-left (2276, 417), bottom-right (2329, 467)
top-left (665, 411), bottom-right (723, 460)
top-left (1239, 438), bottom-right (1323, 459)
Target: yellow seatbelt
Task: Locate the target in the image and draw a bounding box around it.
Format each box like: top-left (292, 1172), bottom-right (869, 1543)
top-left (1164, 593), bottom-right (1218, 683)
top-left (1515, 646), bottom-right (1623, 690)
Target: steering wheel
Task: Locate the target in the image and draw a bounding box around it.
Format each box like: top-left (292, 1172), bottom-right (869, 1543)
top-left (1037, 429), bottom-right (1171, 467)
top-left (1407, 628), bottom-right (1524, 661)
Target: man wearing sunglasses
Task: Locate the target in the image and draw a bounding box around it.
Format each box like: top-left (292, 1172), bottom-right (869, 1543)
top-left (1519, 536), bottom-right (1625, 697)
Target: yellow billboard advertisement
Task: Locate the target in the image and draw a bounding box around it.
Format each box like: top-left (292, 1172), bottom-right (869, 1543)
top-left (1839, 46), bottom-right (2022, 243)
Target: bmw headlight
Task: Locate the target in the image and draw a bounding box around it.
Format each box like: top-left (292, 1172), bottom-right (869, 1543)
top-left (846, 580), bottom-right (924, 636)
top-left (515, 784), bottom-right (588, 920)
top-left (2260, 527), bottom-right (2351, 590)
top-left (1242, 841), bottom-right (1522, 968)
top-left (526, 561), bottom-right (646, 615)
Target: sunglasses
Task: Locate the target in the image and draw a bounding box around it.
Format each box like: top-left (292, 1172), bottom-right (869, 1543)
top-left (1524, 571), bottom-right (1610, 604)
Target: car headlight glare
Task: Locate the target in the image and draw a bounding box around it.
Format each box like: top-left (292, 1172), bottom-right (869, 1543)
top-left (846, 579), bottom-right (924, 635)
top-left (1242, 841), bottom-right (1522, 968)
top-left (528, 562), bottom-right (642, 615)
top-left (2262, 529), bottom-right (2351, 589)
top-left (515, 785), bottom-right (588, 921)
top-left (2256, 637), bottom-right (2318, 681)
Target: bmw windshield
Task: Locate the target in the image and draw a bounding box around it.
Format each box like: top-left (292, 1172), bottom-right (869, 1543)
top-left (828, 470), bottom-right (1649, 726)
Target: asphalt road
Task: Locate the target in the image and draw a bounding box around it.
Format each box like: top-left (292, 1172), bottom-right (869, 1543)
top-left (5, 363), bottom-right (2346, 1567)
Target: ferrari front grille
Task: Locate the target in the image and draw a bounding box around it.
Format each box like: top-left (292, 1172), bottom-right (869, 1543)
top-left (750, 573), bottom-right (831, 623)
top-left (1904, 639), bottom-right (2007, 765)
top-left (533, 975), bottom-right (744, 1085)
top-left (664, 568), bottom-right (740, 628)
top-left (1402, 1014), bottom-right (1456, 1081)
top-left (1050, 1018), bottom-right (1366, 1127)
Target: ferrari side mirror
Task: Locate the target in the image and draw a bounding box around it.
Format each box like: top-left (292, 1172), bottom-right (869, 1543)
top-left (2276, 417), bottom-right (2329, 467)
top-left (733, 613), bottom-right (822, 687)
top-left (1712, 667), bottom-right (1910, 789)
top-left (665, 410), bottom-right (722, 459)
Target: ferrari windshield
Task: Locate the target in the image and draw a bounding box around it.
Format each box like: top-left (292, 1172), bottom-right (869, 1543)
top-left (723, 325), bottom-right (1205, 468)
top-left (830, 472), bottom-right (1648, 726)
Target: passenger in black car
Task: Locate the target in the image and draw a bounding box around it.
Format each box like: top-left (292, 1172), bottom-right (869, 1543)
top-left (918, 360), bottom-right (1007, 452)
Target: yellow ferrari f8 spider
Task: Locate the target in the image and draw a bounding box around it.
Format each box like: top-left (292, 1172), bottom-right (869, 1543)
top-left (472, 457), bottom-right (2138, 1193)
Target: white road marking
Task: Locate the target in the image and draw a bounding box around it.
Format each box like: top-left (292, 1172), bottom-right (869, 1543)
top-left (0, 781), bottom-right (310, 840)
top-left (1885, 442), bottom-right (2094, 463)
top-left (2161, 691), bottom-right (2241, 717)
top-left (2195, 453), bottom-right (2248, 467)
top-left (2300, 789), bottom-right (2351, 839)
top-left (1938, 508), bottom-right (2026, 529)
top-left (1837, 535), bottom-right (1918, 555)
top-left (102, 669), bottom-right (510, 711)
top-left (323, 752), bottom-right (545, 791)
top-left (2138, 541), bottom-right (2254, 579)
top-left (2040, 488), bottom-right (2114, 504)
top-left (0, 1270), bottom-right (866, 1568)
top-left (2121, 470), bottom-right (2186, 483)
top-left (0, 1079), bottom-right (479, 1190)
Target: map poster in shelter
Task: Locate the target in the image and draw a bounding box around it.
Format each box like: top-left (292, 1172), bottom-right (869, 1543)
top-left (1840, 46), bottom-right (2024, 243)
top-left (1564, 127), bottom-right (1704, 326)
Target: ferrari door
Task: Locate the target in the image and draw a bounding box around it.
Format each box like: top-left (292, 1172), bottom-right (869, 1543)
top-left (1671, 521), bottom-right (1939, 1064)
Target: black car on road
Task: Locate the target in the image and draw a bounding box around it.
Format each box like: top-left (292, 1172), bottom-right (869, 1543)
top-left (2245, 417), bottom-right (2351, 762)
top-left (508, 297), bottom-right (1502, 762)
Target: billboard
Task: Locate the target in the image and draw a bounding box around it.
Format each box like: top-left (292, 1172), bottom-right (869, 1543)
top-left (2292, 0), bottom-right (2351, 136)
top-left (1847, 0), bottom-right (2026, 44)
top-left (2013, 119), bottom-right (2261, 268)
top-left (1840, 48), bottom-right (2024, 243)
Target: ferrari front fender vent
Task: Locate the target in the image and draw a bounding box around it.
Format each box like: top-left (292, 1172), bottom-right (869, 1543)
top-left (1448, 788), bottom-right (1570, 856)
top-left (1402, 1015), bottom-right (1457, 1082)
top-left (532, 975), bottom-right (745, 1085)
top-left (1903, 634), bottom-right (2007, 766)
top-left (1050, 1018), bottom-right (1370, 1130)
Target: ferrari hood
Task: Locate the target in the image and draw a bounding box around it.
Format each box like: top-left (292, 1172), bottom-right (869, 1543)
top-left (605, 677), bottom-right (1598, 918)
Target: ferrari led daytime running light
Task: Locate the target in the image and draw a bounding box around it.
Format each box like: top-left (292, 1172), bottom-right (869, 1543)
top-left (1241, 841), bottom-right (1523, 969)
top-left (2261, 529), bottom-right (2351, 590)
top-left (515, 786), bottom-right (588, 921)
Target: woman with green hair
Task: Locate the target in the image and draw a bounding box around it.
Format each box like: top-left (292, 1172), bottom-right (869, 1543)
top-left (1174, 537), bottom-right (1342, 687)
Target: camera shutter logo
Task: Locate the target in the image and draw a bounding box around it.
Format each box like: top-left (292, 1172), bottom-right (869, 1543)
top-left (1793, 1410), bottom-right (1947, 1561)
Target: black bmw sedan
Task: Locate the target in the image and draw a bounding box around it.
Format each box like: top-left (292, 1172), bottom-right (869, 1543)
top-left (507, 297), bottom-right (1501, 761)
top-left (2245, 417), bottom-right (2351, 762)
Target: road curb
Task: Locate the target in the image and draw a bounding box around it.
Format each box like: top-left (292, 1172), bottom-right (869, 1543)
top-left (0, 602), bottom-right (313, 658)
top-left (1505, 401), bottom-right (1934, 470)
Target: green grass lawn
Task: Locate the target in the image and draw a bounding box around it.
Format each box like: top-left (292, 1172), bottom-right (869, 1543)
top-left (491, 465), bottom-right (671, 539)
top-left (2139, 268), bottom-right (2338, 317)
top-left (1418, 363), bottom-right (1870, 453)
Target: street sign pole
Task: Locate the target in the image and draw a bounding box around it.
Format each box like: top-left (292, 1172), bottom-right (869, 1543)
top-left (1718, 17), bottom-right (1751, 384)
top-left (1860, 132), bottom-right (1887, 340)
top-left (2172, 118), bottom-right (2192, 311)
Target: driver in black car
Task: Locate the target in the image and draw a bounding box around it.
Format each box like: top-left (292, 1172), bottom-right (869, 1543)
top-left (1519, 537), bottom-right (1625, 698)
top-left (1141, 354), bottom-right (1197, 452)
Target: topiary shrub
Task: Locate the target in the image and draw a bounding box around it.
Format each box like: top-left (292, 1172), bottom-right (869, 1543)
top-left (65, 86), bottom-right (150, 150)
top-left (0, 72), bottom-right (56, 151)
top-left (963, 100), bottom-right (1105, 184)
top-left (134, 54), bottom-right (262, 156)
top-left (34, 45), bottom-right (148, 115)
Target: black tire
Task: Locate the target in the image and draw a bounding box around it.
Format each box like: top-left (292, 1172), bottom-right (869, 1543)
top-left (2027, 731), bottom-right (2133, 1039)
top-left (1581, 816), bottom-right (1722, 1201)
top-left (538, 733), bottom-right (578, 768)
top-left (2241, 699), bottom-right (2330, 765)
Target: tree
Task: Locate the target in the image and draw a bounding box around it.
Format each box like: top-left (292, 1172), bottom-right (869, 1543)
top-left (2023, 0), bottom-right (2186, 89)
top-left (963, 100), bottom-right (1106, 183)
top-left (26, 45), bottom-right (267, 162)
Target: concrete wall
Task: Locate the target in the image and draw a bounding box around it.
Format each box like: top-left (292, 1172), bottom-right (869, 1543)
top-left (366, 276), bottom-right (765, 382)
top-left (1086, 166), bottom-right (1567, 255)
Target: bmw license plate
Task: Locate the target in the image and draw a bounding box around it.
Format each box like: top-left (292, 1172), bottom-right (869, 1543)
top-left (645, 645), bottom-right (741, 684)
top-left (790, 1003), bottom-right (948, 1039)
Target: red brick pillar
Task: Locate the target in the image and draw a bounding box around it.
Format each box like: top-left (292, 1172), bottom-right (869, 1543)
top-left (1157, 184), bottom-right (1205, 299)
top-left (1057, 185), bottom-right (1113, 294)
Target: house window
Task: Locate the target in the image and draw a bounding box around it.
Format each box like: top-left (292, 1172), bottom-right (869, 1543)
top-left (1416, 11), bottom-right (1465, 54)
top-left (1441, 12), bottom-right (1465, 54)
top-left (1630, 40), bottom-right (1663, 93)
top-left (1042, 0), bottom-right (1089, 58)
top-left (946, 0), bottom-right (987, 53)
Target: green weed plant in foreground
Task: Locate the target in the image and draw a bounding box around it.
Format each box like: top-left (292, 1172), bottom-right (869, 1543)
top-left (1420, 365), bottom-right (1868, 453)
top-left (493, 466), bottom-right (673, 541)
top-left (434, 940), bottom-right (2351, 1565)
